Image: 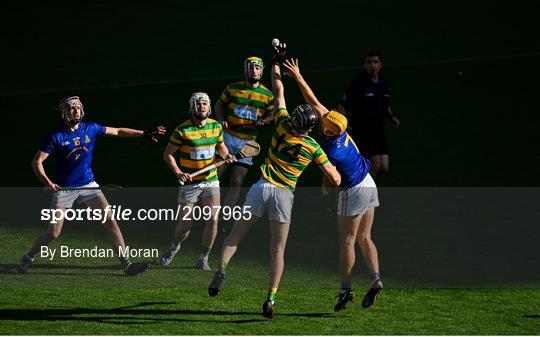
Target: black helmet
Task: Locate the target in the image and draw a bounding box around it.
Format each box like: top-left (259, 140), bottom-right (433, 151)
top-left (291, 104), bottom-right (318, 133)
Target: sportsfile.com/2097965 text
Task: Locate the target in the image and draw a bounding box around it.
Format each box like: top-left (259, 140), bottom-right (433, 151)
top-left (40, 205), bottom-right (252, 224)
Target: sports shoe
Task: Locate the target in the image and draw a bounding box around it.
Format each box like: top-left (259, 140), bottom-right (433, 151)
top-left (334, 288), bottom-right (355, 311)
top-left (262, 299), bottom-right (274, 318)
top-left (124, 262), bottom-right (150, 276)
top-left (208, 267), bottom-right (226, 297)
top-left (194, 258), bottom-right (212, 272)
top-left (16, 254), bottom-right (34, 275)
top-left (361, 279), bottom-right (383, 308)
top-left (159, 246), bottom-right (179, 266)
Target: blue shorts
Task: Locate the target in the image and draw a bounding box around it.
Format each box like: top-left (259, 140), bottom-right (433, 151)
top-left (224, 131), bottom-right (254, 167)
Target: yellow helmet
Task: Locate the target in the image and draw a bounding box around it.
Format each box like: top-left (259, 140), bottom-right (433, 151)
top-left (321, 110), bottom-right (347, 137)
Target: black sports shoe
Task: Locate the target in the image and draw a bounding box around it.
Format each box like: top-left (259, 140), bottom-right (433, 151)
top-left (208, 267), bottom-right (226, 297)
top-left (17, 254), bottom-right (34, 275)
top-left (262, 299), bottom-right (274, 318)
top-left (124, 262), bottom-right (150, 276)
top-left (334, 288), bottom-right (355, 311)
top-left (361, 279), bottom-right (383, 308)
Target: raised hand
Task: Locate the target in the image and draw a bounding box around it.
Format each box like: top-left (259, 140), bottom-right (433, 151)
top-left (143, 125), bottom-right (166, 142)
top-left (272, 42), bottom-right (287, 65)
top-left (283, 58), bottom-right (302, 80)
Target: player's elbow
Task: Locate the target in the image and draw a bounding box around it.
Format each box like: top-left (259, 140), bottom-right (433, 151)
top-left (31, 158), bottom-right (41, 169)
top-left (162, 152), bottom-right (172, 163)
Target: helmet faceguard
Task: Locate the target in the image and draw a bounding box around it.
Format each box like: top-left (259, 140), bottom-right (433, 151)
top-left (321, 110), bottom-right (348, 137)
top-left (291, 104), bottom-right (318, 133)
top-left (59, 96), bottom-right (84, 125)
top-left (244, 56), bottom-right (264, 84)
top-left (189, 92), bottom-right (211, 121)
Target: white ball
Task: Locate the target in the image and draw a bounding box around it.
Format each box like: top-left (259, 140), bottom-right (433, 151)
top-left (271, 38), bottom-right (280, 47)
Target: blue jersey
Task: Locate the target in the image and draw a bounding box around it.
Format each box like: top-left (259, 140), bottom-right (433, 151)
top-left (39, 122), bottom-right (106, 187)
top-left (322, 132), bottom-right (371, 187)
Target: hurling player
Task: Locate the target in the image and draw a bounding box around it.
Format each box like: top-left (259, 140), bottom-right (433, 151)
top-left (160, 92), bottom-right (235, 271)
top-left (214, 57), bottom-right (275, 223)
top-left (283, 58), bottom-right (383, 311)
top-left (18, 96), bottom-right (165, 276)
top-left (208, 43), bottom-right (341, 318)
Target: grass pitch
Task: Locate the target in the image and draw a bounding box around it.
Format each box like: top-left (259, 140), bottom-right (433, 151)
top-left (1, 223), bottom-right (539, 335)
top-left (1, 288), bottom-right (538, 335)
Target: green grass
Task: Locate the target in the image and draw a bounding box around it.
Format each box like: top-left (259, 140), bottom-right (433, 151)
top-left (1, 215), bottom-right (539, 334)
top-left (0, 288), bottom-right (538, 335)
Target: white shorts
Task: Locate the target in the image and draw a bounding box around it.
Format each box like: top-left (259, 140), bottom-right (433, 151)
top-left (244, 178), bottom-right (294, 223)
top-left (224, 131), bottom-right (253, 166)
top-left (178, 180), bottom-right (220, 205)
top-left (337, 174), bottom-right (379, 216)
top-left (51, 181), bottom-right (103, 209)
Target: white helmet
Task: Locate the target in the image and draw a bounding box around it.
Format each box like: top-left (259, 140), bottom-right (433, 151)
top-left (189, 92), bottom-right (211, 120)
top-left (59, 96), bottom-right (84, 125)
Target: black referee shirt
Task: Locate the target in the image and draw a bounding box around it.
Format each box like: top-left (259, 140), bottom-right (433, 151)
top-left (340, 70), bottom-right (391, 132)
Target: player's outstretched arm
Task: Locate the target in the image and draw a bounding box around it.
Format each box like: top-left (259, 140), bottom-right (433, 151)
top-left (163, 143), bottom-right (191, 183)
top-left (105, 125), bottom-right (166, 142)
top-left (31, 150), bottom-right (59, 191)
top-left (271, 42), bottom-right (287, 110)
top-left (319, 161), bottom-right (341, 187)
top-left (271, 63), bottom-right (286, 109)
top-left (283, 58), bottom-right (329, 119)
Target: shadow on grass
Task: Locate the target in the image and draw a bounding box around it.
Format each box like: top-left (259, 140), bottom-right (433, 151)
top-left (0, 301), bottom-right (332, 324)
top-left (523, 314), bottom-right (539, 319)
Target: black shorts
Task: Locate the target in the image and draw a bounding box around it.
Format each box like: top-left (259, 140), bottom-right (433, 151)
top-left (351, 129), bottom-right (389, 157)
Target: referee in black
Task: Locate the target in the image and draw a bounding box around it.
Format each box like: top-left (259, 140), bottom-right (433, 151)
top-left (337, 50), bottom-right (400, 177)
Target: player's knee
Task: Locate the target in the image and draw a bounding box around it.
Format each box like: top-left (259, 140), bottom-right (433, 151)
top-left (175, 226), bottom-right (191, 237)
top-left (340, 235), bottom-right (356, 248)
top-left (206, 219), bottom-right (219, 230)
top-left (230, 175), bottom-right (244, 187)
top-left (357, 234), bottom-right (372, 246)
top-left (102, 219), bottom-right (119, 231)
top-left (223, 235), bottom-right (239, 247)
top-left (270, 242), bottom-right (286, 256)
top-left (48, 228), bottom-right (61, 239)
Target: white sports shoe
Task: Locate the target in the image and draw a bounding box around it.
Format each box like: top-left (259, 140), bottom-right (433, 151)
top-left (159, 245), bottom-right (179, 266)
top-left (194, 258), bottom-right (212, 272)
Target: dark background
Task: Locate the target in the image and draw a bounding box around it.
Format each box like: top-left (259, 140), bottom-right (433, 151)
top-left (1, 1), bottom-right (539, 187)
